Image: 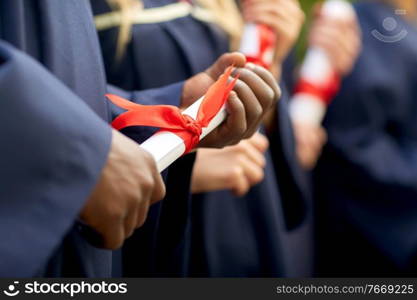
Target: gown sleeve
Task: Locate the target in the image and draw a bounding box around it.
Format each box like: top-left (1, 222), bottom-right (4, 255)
top-left (106, 82), bottom-right (184, 143)
top-left (0, 41), bottom-right (112, 277)
top-left (322, 64), bottom-right (417, 267)
top-left (269, 80), bottom-right (311, 230)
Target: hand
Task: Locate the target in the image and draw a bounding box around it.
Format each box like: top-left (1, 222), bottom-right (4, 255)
top-left (293, 121), bottom-right (327, 170)
top-left (182, 52), bottom-right (281, 148)
top-left (192, 132), bottom-right (269, 196)
top-left (80, 129), bottom-right (166, 250)
top-left (309, 5), bottom-right (362, 76)
top-left (241, 0), bottom-right (305, 64)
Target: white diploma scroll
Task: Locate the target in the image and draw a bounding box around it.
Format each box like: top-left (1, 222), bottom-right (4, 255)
top-left (239, 23), bottom-right (275, 68)
top-left (289, 0), bottom-right (355, 125)
top-left (140, 97), bottom-right (227, 172)
top-left (240, 23), bottom-right (261, 58)
top-left (140, 23), bottom-right (272, 173)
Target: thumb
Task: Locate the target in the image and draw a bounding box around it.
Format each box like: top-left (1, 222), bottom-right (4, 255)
top-left (205, 52), bottom-right (246, 80)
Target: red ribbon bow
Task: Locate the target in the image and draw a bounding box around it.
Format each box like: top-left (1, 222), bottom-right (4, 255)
top-left (107, 66), bottom-right (237, 154)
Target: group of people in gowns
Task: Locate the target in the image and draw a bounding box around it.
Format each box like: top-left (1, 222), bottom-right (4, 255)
top-left (2, 0), bottom-right (417, 278)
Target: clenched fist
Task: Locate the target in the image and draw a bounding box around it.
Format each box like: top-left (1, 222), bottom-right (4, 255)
top-left (309, 4), bottom-right (361, 76)
top-left (182, 52), bottom-right (281, 148)
top-left (80, 129), bottom-right (165, 250)
top-left (293, 121), bottom-right (327, 170)
top-left (192, 132), bottom-right (269, 196)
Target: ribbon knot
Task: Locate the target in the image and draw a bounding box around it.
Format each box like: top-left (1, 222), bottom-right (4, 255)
top-left (107, 66), bottom-right (237, 154)
top-left (180, 114), bottom-right (202, 150)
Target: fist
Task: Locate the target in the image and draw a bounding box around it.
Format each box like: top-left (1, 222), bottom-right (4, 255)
top-left (182, 52), bottom-right (281, 148)
top-left (80, 130), bottom-right (166, 249)
top-left (309, 4), bottom-right (362, 76)
top-left (192, 132), bottom-right (269, 196)
top-left (242, 0), bottom-right (305, 63)
top-left (293, 121), bottom-right (327, 170)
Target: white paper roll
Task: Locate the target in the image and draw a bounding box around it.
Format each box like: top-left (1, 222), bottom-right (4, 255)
top-left (289, 0), bottom-right (355, 125)
top-left (141, 22), bottom-right (274, 172)
top-left (140, 96), bottom-right (227, 172)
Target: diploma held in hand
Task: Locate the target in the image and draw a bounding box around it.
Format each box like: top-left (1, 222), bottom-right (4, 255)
top-left (289, 0), bottom-right (355, 125)
top-left (107, 67), bottom-right (237, 172)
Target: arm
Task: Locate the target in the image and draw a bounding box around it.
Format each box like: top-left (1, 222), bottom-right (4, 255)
top-left (322, 73), bottom-right (417, 266)
top-left (0, 41), bottom-right (112, 276)
top-left (268, 84), bottom-right (311, 229)
top-left (0, 41), bottom-right (166, 277)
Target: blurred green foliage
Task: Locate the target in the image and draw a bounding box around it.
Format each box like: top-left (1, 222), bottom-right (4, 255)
top-left (296, 0), bottom-right (321, 60)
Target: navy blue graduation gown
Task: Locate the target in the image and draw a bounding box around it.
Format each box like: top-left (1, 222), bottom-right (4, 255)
top-left (0, 0), bottom-right (188, 277)
top-left (314, 1), bottom-right (417, 276)
top-left (93, 0), bottom-right (311, 277)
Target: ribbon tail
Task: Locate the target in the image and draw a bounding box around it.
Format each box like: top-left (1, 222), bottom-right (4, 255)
top-left (106, 93), bottom-right (148, 111)
top-left (197, 66), bottom-right (238, 126)
top-left (111, 104), bottom-right (188, 131)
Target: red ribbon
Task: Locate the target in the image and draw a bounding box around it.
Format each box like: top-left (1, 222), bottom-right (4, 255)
top-left (245, 24), bottom-right (276, 69)
top-left (293, 71), bottom-right (341, 105)
top-left (107, 66), bottom-right (237, 154)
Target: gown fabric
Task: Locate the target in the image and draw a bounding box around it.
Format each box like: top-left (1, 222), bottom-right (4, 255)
top-left (93, 0), bottom-right (312, 277)
top-left (315, 1), bottom-right (417, 276)
top-left (0, 0), bottom-right (192, 277)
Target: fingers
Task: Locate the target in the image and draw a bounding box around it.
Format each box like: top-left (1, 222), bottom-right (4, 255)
top-left (247, 132), bottom-right (270, 153)
top-left (192, 138), bottom-right (267, 195)
top-left (246, 63), bottom-right (281, 101)
top-left (80, 130), bottom-right (168, 250)
top-left (232, 65), bottom-right (279, 137)
top-left (205, 52), bottom-right (246, 80)
top-left (294, 123), bottom-right (327, 170)
top-left (230, 76), bottom-right (263, 136)
top-left (229, 153), bottom-right (264, 196)
top-left (196, 90), bottom-right (248, 148)
top-left (242, 0), bottom-right (304, 63)
top-left (297, 144), bottom-right (317, 170)
top-left (151, 173), bottom-right (166, 204)
top-left (235, 139), bottom-right (267, 168)
top-left (100, 216), bottom-right (125, 250)
top-left (139, 149), bottom-right (166, 205)
top-left (230, 167), bottom-right (251, 197)
top-left (243, 1), bottom-right (302, 25)
top-left (237, 154), bottom-right (265, 185)
top-left (205, 64), bottom-right (280, 145)
top-left (221, 91), bottom-right (247, 146)
top-left (309, 12), bottom-right (361, 76)
top-left (124, 203), bottom-right (138, 238)
top-left (135, 201), bottom-right (150, 229)
top-left (234, 67), bottom-right (275, 110)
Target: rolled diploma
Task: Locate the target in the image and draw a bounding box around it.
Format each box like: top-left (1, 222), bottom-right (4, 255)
top-left (140, 97), bottom-right (227, 172)
top-left (141, 22), bottom-right (275, 172)
top-left (240, 23), bottom-right (261, 57)
top-left (239, 23), bottom-right (275, 67)
top-left (289, 0), bottom-right (354, 125)
top-left (140, 23), bottom-right (271, 172)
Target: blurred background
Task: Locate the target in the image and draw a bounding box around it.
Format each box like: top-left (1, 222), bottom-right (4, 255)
top-left (297, 0), bottom-right (355, 58)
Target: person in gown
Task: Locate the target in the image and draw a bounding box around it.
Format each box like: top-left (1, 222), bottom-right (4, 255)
top-left (0, 0), bottom-right (278, 277)
top-left (93, 0), bottom-right (312, 277)
top-left (313, 0), bottom-right (417, 276)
